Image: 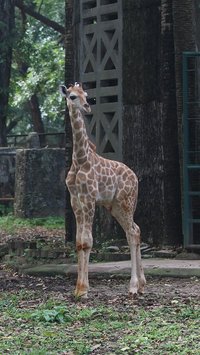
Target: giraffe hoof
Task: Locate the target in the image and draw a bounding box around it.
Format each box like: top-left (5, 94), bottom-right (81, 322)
top-left (74, 281), bottom-right (89, 299)
top-left (74, 288), bottom-right (88, 299)
top-left (74, 293), bottom-right (88, 300)
top-left (138, 287), bottom-right (145, 295)
top-left (129, 288), bottom-right (138, 298)
top-left (138, 278), bottom-right (146, 294)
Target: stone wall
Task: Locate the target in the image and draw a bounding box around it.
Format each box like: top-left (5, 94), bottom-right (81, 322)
top-left (0, 148), bottom-right (16, 199)
top-left (14, 148), bottom-right (66, 218)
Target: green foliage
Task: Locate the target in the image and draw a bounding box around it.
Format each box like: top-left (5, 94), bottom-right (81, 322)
top-left (0, 290), bottom-right (199, 355)
top-left (33, 0), bottom-right (65, 24)
top-left (30, 306), bottom-right (73, 323)
top-left (0, 215), bottom-right (64, 232)
top-left (8, 0), bottom-right (65, 135)
top-left (30, 305), bottom-right (105, 324)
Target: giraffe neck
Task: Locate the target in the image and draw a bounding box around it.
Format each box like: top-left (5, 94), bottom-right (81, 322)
top-left (69, 106), bottom-right (90, 165)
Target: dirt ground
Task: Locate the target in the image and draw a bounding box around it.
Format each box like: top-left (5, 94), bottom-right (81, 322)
top-left (0, 227), bottom-right (65, 245)
top-left (0, 226), bottom-right (199, 307)
top-left (0, 265), bottom-right (199, 308)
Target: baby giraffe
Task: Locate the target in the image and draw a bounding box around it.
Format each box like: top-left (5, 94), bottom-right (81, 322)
top-left (60, 83), bottom-right (146, 298)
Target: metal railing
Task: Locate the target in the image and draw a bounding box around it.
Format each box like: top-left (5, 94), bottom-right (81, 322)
top-left (183, 52), bottom-right (200, 249)
top-left (7, 132), bottom-right (65, 148)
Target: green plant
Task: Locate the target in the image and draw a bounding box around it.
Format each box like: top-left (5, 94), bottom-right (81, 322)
top-left (0, 215), bottom-right (65, 233)
top-left (0, 288), bottom-right (199, 355)
top-left (30, 306), bottom-right (73, 324)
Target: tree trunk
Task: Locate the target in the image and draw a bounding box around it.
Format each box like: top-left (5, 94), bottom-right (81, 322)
top-left (65, 0), bottom-right (75, 242)
top-left (122, 0), bottom-right (183, 245)
top-left (29, 94), bottom-right (46, 147)
top-left (0, 0), bottom-right (15, 147)
top-left (160, 0), bottom-right (182, 244)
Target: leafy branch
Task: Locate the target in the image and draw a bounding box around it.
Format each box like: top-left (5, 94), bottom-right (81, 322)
top-left (14, 0), bottom-right (65, 34)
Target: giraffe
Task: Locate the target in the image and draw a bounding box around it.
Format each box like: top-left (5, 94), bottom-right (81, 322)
top-left (60, 83), bottom-right (146, 298)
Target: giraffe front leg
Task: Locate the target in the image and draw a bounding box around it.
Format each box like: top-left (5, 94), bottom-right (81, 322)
top-left (74, 196), bottom-right (95, 298)
top-left (69, 198), bottom-right (87, 297)
top-left (75, 228), bottom-right (93, 298)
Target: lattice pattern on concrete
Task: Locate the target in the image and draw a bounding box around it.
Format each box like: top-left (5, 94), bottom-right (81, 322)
top-left (80, 0), bottom-right (122, 160)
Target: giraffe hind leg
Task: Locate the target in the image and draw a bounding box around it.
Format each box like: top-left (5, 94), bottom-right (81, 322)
top-left (111, 200), bottom-right (146, 295)
top-left (132, 222), bottom-right (146, 294)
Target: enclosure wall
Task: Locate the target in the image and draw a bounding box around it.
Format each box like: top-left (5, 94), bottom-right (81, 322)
top-left (73, 0), bottom-right (182, 245)
top-left (15, 149), bottom-right (65, 218)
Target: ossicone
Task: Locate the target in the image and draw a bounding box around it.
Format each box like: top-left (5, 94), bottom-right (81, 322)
top-left (74, 82), bottom-right (82, 88)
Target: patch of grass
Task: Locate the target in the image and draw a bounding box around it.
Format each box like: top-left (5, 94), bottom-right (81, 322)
top-left (119, 305), bottom-right (200, 354)
top-left (0, 291), bottom-right (199, 354)
top-left (0, 215), bottom-right (64, 233)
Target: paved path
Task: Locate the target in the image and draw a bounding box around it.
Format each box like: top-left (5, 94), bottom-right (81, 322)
top-left (23, 258), bottom-right (200, 278)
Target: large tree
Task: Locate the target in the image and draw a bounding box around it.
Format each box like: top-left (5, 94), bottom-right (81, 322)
top-left (64, 0), bottom-right (74, 242)
top-left (11, 0), bottom-right (65, 143)
top-left (0, 0), bottom-right (65, 147)
top-left (0, 0), bottom-right (15, 146)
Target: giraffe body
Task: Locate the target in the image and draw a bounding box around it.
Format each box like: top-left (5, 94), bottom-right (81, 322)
top-left (60, 83), bottom-right (146, 297)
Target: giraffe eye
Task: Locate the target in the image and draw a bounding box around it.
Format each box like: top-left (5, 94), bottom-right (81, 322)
top-left (70, 95), bottom-right (77, 101)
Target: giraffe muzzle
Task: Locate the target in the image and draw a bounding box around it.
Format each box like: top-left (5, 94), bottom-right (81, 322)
top-left (83, 103), bottom-right (91, 113)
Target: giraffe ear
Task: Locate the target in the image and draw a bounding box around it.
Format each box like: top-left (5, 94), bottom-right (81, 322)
top-left (59, 85), bottom-right (68, 97)
top-left (67, 83), bottom-right (73, 89)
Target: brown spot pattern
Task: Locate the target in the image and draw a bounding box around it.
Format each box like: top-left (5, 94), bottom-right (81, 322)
top-left (65, 82), bottom-right (143, 297)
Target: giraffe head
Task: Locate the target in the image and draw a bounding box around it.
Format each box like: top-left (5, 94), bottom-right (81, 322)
top-left (60, 83), bottom-right (91, 113)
